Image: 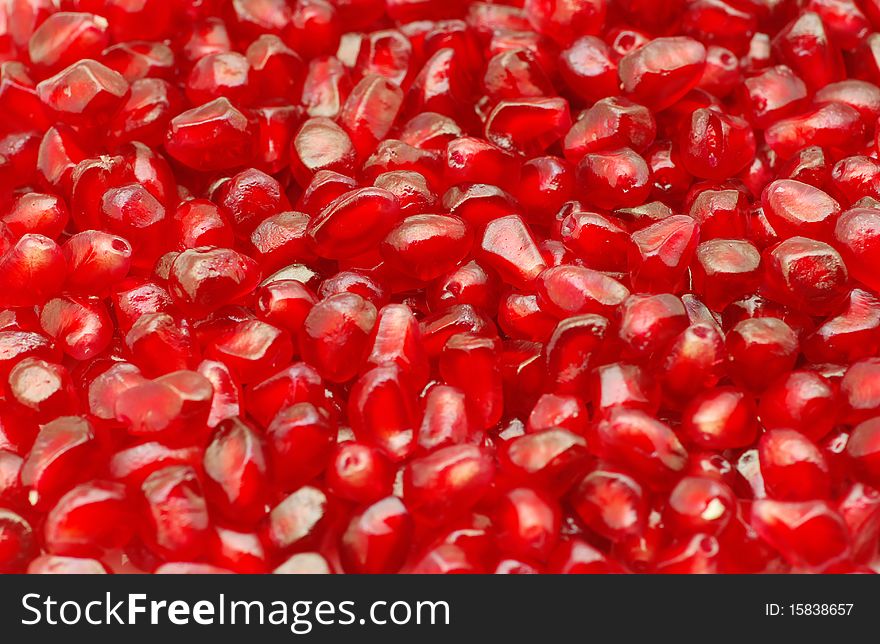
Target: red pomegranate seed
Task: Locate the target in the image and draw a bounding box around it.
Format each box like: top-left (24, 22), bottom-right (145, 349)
top-left (404, 444), bottom-right (495, 522)
top-left (682, 386), bottom-right (757, 450)
top-left (759, 429), bottom-right (832, 501)
top-left (267, 402), bottom-right (336, 491)
top-left (759, 370), bottom-right (838, 441)
top-left (0, 509), bottom-right (37, 573)
top-left (44, 481), bottom-right (133, 557)
top-left (570, 468), bottom-right (647, 542)
top-left (21, 415), bottom-right (99, 508)
top-left (340, 496), bottom-right (412, 573)
top-left (165, 98), bottom-right (255, 171)
top-left (750, 499), bottom-right (850, 571)
top-left (265, 485), bottom-right (329, 551)
top-left (141, 465), bottom-right (211, 561)
top-left (618, 36), bottom-right (706, 111)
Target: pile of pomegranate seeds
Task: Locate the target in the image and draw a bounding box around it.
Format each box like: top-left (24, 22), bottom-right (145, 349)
top-left (2, 0), bottom-right (880, 576)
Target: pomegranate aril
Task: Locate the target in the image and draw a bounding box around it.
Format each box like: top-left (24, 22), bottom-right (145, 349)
top-left (840, 358), bottom-right (880, 424)
top-left (691, 239), bottom-right (761, 311)
top-left (215, 167), bottom-right (289, 236)
top-left (762, 236), bottom-right (849, 315)
top-left (3, 192), bottom-right (68, 240)
top-left (203, 418), bottom-right (269, 525)
top-left (8, 358), bottom-right (78, 420)
top-left (444, 136), bottom-right (520, 191)
top-left (577, 147), bottom-right (651, 210)
top-left (591, 408), bottom-right (688, 490)
top-left (141, 465), bottom-right (211, 561)
top-left (404, 444), bottom-right (494, 522)
top-left (37, 59), bottom-right (129, 132)
top-left (485, 97), bottom-right (571, 156)
top-left (109, 441), bottom-right (201, 488)
top-left (101, 40), bottom-right (176, 83)
top-left (559, 36), bottom-right (618, 103)
top-left (500, 428), bottom-right (590, 496)
top-left (478, 215), bottom-right (546, 290)
top-left (207, 525), bottom-right (269, 574)
top-left (308, 188), bottom-right (400, 260)
top-left (21, 415), bottom-right (99, 508)
top-left (124, 313), bottom-right (195, 377)
top-left (628, 215), bottom-right (700, 293)
top-left (109, 78), bottom-right (184, 148)
top-left (682, 386), bottom-right (757, 450)
top-left (834, 207), bottom-right (880, 293)
top-left (340, 496), bottom-right (412, 574)
top-left (618, 36), bottom-right (707, 111)
top-left (804, 288), bottom-right (880, 363)
top-left (29, 12), bottom-right (110, 75)
top-left (44, 480), bottom-right (132, 557)
top-left (300, 292), bottom-right (376, 384)
top-left (680, 108), bottom-right (755, 181)
top-left (617, 293), bottom-right (688, 358)
top-left (738, 65), bottom-right (808, 128)
top-left (165, 97), bottom-right (254, 171)
top-left (570, 468), bottom-right (647, 542)
top-left (773, 11), bottom-right (844, 93)
top-left (765, 102), bottom-right (865, 159)
top-left (267, 402), bottom-right (335, 492)
top-left (0, 509), bottom-right (37, 573)
top-left (759, 429), bottom-right (832, 501)
top-left (168, 247), bottom-right (260, 316)
top-left (664, 476), bottom-right (736, 537)
top-left (380, 215), bottom-right (472, 282)
top-left (264, 485), bottom-right (329, 552)
top-left (0, 233), bottom-right (66, 308)
top-left (349, 364), bottom-right (418, 461)
top-left (751, 499), bottom-right (850, 571)
top-left (726, 317), bottom-right (799, 390)
top-left (759, 370), bottom-right (838, 441)
top-left (115, 370), bottom-right (213, 443)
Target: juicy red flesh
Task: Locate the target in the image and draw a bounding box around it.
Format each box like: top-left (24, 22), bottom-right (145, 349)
top-left (0, 0), bottom-right (878, 576)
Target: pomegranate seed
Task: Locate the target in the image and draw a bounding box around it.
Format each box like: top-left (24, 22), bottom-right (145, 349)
top-left (759, 370), bottom-right (838, 441)
top-left (629, 215), bottom-right (700, 292)
top-left (404, 444), bottom-right (495, 522)
top-left (29, 13), bottom-right (110, 75)
top-left (618, 37), bottom-right (707, 111)
top-left (759, 429), bottom-right (832, 501)
top-left (0, 509), bottom-right (37, 572)
top-left (349, 364), bottom-right (419, 461)
top-left (765, 102), bottom-right (864, 159)
top-left (751, 499), bottom-right (850, 571)
top-left (340, 496), bottom-right (412, 573)
top-left (726, 317), bottom-right (799, 390)
top-left (265, 485), bottom-right (329, 551)
top-left (142, 465), bottom-right (211, 561)
top-left (738, 65), bottom-right (808, 128)
top-left (21, 415), bottom-right (99, 508)
top-left (664, 476), bottom-right (735, 536)
top-left (682, 386), bottom-right (757, 450)
top-left (835, 207), bottom-right (880, 293)
top-left (165, 98), bottom-right (255, 171)
top-left (680, 108), bottom-right (755, 180)
top-left (44, 481), bottom-right (132, 557)
top-left (773, 11), bottom-right (844, 93)
top-left (268, 402), bottom-right (335, 491)
top-left (840, 358), bottom-right (880, 424)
